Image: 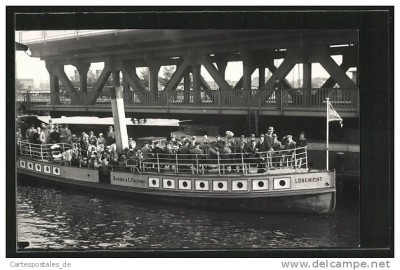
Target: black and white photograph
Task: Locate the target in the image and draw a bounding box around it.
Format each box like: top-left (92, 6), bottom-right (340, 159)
top-left (6, 7), bottom-right (393, 260)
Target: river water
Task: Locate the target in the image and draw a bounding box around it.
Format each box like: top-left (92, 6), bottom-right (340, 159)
top-left (16, 177), bottom-right (359, 250)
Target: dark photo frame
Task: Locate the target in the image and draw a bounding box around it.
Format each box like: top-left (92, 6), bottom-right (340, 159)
top-left (6, 6), bottom-right (393, 258)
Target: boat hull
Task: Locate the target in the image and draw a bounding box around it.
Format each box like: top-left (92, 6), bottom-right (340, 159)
top-left (17, 168), bottom-right (336, 215)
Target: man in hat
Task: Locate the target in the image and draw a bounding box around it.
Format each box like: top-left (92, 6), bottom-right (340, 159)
top-left (97, 133), bottom-right (106, 146)
top-left (265, 126), bottom-right (275, 151)
top-left (245, 134), bottom-right (256, 149)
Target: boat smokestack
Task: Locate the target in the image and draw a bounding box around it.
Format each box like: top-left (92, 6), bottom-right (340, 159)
top-left (110, 86), bottom-right (129, 153)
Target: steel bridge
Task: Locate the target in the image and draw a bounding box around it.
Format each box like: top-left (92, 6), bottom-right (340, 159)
top-left (18, 30), bottom-right (359, 131)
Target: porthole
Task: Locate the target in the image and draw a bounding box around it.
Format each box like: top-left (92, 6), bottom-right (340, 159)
top-left (178, 179), bottom-right (191, 190)
top-left (19, 160), bottom-right (26, 168)
top-left (162, 179), bottom-right (175, 189)
top-left (52, 166), bottom-right (61, 176)
top-left (43, 165), bottom-right (51, 174)
top-left (212, 180), bottom-right (228, 191)
top-left (232, 180), bottom-right (248, 191)
top-left (273, 178), bottom-right (291, 190)
top-left (148, 177), bottom-right (160, 188)
top-left (195, 180), bottom-right (209, 191)
top-left (35, 164), bottom-right (42, 172)
top-left (252, 179), bottom-right (269, 191)
top-left (27, 162), bottom-right (34, 170)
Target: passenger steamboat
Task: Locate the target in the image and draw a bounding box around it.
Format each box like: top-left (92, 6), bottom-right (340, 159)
top-left (16, 133), bottom-right (336, 215)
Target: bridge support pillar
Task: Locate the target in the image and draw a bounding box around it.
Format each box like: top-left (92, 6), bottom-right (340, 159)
top-left (192, 64), bottom-right (201, 104)
top-left (149, 64), bottom-right (160, 92)
top-left (242, 58), bottom-right (253, 90)
top-left (110, 86), bottom-right (128, 154)
top-left (75, 62), bottom-right (91, 93)
top-left (258, 66), bottom-right (265, 88)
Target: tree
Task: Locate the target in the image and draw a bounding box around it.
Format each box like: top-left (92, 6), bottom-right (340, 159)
top-left (159, 66), bottom-right (176, 88)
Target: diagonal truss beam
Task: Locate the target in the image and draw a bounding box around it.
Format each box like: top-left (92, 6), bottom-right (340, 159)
top-left (266, 63), bottom-right (293, 89)
top-left (318, 54), bottom-right (356, 89)
top-left (120, 62), bottom-right (147, 92)
top-left (321, 61), bottom-right (352, 88)
top-left (89, 64), bottom-right (111, 105)
top-left (199, 56), bottom-right (232, 90)
top-left (262, 59), bottom-right (295, 90)
top-left (164, 58), bottom-right (191, 92)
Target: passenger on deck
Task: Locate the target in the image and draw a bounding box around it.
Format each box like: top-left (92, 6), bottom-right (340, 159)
top-left (62, 148), bottom-right (74, 165)
top-left (60, 124), bottom-right (72, 144)
top-left (128, 137), bottom-right (137, 150)
top-left (39, 126), bottom-right (48, 144)
top-left (272, 134), bottom-right (282, 151)
top-left (80, 132), bottom-right (90, 157)
top-left (234, 141), bottom-right (248, 171)
top-left (271, 134), bottom-right (282, 167)
top-left (282, 135), bottom-right (296, 167)
top-left (16, 128), bottom-right (23, 144)
top-left (50, 127), bottom-right (61, 144)
top-left (189, 136), bottom-right (197, 148)
top-left (246, 140), bottom-right (260, 164)
top-left (215, 135), bottom-right (224, 148)
top-left (26, 124), bottom-right (36, 143)
top-left (191, 142), bottom-right (204, 156)
top-left (170, 134), bottom-right (179, 144)
top-left (106, 126), bottom-right (116, 145)
top-left (118, 155), bottom-right (128, 170)
top-left (297, 132), bottom-right (307, 168)
top-left (140, 141), bottom-right (152, 159)
top-left (71, 134), bottom-right (79, 145)
top-left (245, 134), bottom-right (256, 149)
top-left (88, 131), bottom-right (97, 145)
top-left (200, 135), bottom-right (210, 155)
top-left (152, 141), bottom-right (164, 158)
top-left (283, 135), bottom-right (296, 151)
top-left (32, 127), bottom-right (41, 144)
top-left (256, 134), bottom-right (268, 152)
top-left (264, 126), bottom-right (275, 151)
top-left (95, 133), bottom-right (105, 146)
top-left (219, 141), bottom-right (232, 161)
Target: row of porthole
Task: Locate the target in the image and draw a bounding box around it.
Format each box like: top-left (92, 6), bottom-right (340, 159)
top-left (19, 159), bottom-right (61, 176)
top-left (147, 177), bottom-right (291, 191)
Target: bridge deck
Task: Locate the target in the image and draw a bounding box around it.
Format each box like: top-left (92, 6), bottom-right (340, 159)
top-left (19, 88), bottom-right (359, 117)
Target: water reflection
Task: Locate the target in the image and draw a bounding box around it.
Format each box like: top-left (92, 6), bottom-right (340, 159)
top-left (17, 179), bottom-right (359, 250)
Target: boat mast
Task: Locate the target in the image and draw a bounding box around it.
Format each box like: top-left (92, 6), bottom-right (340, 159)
top-left (326, 97), bottom-right (329, 171)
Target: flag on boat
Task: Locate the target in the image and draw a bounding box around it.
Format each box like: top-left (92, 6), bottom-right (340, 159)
top-left (327, 100), bottom-right (343, 127)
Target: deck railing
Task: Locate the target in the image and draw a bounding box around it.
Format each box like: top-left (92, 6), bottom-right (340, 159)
top-left (22, 88), bottom-right (358, 111)
top-left (19, 141), bottom-right (72, 161)
top-left (18, 140), bottom-right (308, 175)
top-left (138, 146), bottom-right (308, 175)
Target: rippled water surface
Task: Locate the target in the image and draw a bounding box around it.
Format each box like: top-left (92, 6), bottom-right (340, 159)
top-left (16, 178), bottom-right (359, 250)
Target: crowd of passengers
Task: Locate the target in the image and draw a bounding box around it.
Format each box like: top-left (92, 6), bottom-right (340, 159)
top-left (16, 120), bottom-right (308, 171)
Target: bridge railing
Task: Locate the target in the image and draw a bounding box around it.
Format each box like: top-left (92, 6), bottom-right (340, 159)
top-left (24, 88), bottom-right (358, 110)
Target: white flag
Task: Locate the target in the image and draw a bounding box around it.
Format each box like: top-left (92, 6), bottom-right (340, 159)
top-left (328, 100), bottom-right (343, 127)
